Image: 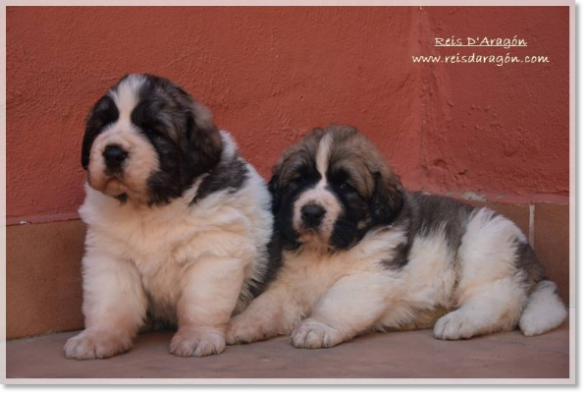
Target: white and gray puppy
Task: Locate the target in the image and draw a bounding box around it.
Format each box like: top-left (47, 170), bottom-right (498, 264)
top-left (64, 74), bottom-right (272, 359)
top-left (227, 125), bottom-right (567, 349)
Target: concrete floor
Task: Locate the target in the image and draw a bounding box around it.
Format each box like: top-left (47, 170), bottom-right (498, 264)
top-left (7, 322), bottom-right (570, 379)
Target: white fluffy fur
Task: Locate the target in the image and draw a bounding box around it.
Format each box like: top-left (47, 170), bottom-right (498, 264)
top-left (519, 280), bottom-right (568, 336)
top-left (65, 131), bottom-right (272, 359)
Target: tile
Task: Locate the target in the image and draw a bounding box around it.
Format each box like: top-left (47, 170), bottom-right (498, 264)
top-left (7, 220), bottom-right (86, 339)
top-left (534, 203), bottom-right (570, 304)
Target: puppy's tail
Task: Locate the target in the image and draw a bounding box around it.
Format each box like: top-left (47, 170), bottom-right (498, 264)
top-left (519, 280), bottom-right (568, 336)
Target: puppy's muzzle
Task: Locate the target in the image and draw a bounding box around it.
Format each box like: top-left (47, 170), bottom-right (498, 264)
top-left (301, 204), bottom-right (326, 229)
top-left (103, 144), bottom-right (128, 173)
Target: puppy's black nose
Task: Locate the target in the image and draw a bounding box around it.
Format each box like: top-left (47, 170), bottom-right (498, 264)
top-left (301, 204), bottom-right (326, 228)
top-left (103, 145), bottom-right (128, 171)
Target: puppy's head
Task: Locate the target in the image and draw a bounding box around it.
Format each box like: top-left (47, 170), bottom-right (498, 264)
top-left (81, 74), bottom-right (222, 205)
top-left (270, 125), bottom-right (404, 252)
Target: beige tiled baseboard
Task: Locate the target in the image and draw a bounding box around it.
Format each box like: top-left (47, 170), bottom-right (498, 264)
top-left (534, 203), bottom-right (570, 304)
top-left (6, 201), bottom-right (571, 340)
top-left (7, 221), bottom-right (86, 339)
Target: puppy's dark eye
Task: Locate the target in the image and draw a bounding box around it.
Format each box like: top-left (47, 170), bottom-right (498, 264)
top-left (149, 134), bottom-right (163, 144)
top-left (337, 181), bottom-right (355, 192)
top-left (149, 129), bottom-right (167, 142)
top-left (289, 176), bottom-right (302, 186)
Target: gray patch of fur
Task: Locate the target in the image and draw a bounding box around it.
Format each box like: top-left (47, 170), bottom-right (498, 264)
top-left (383, 192), bottom-right (473, 269)
top-left (191, 150), bottom-right (249, 204)
top-left (514, 240), bottom-right (546, 292)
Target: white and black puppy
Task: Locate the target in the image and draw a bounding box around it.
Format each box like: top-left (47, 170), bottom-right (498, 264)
top-left (227, 125), bottom-right (567, 349)
top-left (64, 74), bottom-right (272, 359)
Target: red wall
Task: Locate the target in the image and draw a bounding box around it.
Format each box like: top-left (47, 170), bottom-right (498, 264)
top-left (419, 7), bottom-right (569, 201)
top-left (7, 7), bottom-right (569, 224)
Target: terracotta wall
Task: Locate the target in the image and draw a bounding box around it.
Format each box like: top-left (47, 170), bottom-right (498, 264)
top-left (6, 7), bottom-right (571, 339)
top-left (7, 6), bottom-right (569, 224)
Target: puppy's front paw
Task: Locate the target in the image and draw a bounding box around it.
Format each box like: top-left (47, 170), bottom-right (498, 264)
top-left (170, 327), bottom-right (226, 357)
top-left (291, 320), bottom-right (343, 349)
top-left (64, 329), bottom-right (132, 360)
top-left (433, 311), bottom-right (475, 340)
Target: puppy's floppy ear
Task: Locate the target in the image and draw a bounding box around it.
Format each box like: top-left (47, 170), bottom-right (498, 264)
top-left (370, 170), bottom-right (404, 226)
top-left (267, 167), bottom-right (282, 214)
top-left (185, 104), bottom-right (223, 175)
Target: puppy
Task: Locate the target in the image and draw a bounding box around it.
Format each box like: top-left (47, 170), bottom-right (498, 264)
top-left (227, 125), bottom-right (567, 349)
top-left (64, 74), bottom-right (272, 359)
